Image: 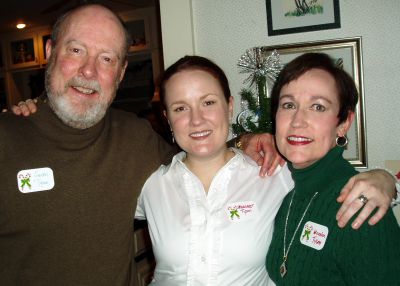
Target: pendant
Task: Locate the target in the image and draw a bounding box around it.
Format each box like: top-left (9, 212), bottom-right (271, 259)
top-left (280, 261), bottom-right (287, 278)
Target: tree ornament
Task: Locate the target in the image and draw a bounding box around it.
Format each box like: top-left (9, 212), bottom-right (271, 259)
top-left (233, 48), bottom-right (282, 135)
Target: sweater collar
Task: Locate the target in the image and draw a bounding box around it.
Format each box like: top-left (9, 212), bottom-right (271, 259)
top-left (288, 146), bottom-right (345, 196)
top-left (31, 94), bottom-right (108, 150)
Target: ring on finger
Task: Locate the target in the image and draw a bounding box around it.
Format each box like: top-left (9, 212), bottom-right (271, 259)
top-left (358, 194), bottom-right (368, 205)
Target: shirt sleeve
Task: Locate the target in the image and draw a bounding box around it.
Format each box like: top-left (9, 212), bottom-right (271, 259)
top-left (278, 163), bottom-right (294, 195)
top-left (134, 191), bottom-right (146, 220)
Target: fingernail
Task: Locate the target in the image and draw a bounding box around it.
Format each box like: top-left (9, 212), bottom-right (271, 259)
top-left (352, 221), bottom-right (359, 229)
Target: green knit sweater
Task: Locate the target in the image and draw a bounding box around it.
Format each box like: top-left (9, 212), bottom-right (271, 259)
top-left (266, 147), bottom-right (400, 285)
top-left (0, 96), bottom-right (174, 286)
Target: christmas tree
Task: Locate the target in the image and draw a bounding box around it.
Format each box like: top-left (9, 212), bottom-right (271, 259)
top-left (232, 48), bottom-right (282, 135)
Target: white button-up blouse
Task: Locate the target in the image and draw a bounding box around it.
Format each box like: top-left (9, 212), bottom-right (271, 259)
top-left (135, 149), bottom-right (293, 285)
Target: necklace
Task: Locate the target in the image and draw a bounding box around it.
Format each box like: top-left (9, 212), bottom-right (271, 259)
top-left (280, 189), bottom-right (318, 278)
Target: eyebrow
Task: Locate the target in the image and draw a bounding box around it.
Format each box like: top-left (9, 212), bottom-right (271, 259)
top-left (199, 93), bottom-right (218, 100)
top-left (168, 100), bottom-right (185, 108)
top-left (279, 94), bottom-right (333, 104)
top-left (168, 93), bottom-right (218, 105)
top-left (64, 39), bottom-right (121, 59)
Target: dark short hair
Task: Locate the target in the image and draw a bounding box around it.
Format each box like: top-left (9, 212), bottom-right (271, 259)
top-left (50, 3), bottom-right (132, 62)
top-left (160, 55), bottom-right (231, 110)
top-left (271, 52), bottom-right (358, 126)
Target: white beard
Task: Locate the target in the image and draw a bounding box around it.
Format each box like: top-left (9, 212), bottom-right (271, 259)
top-left (47, 92), bottom-right (110, 129)
top-left (45, 55), bottom-right (118, 130)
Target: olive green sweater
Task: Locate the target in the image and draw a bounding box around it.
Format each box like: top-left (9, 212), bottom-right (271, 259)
top-left (266, 147), bottom-right (400, 285)
top-left (0, 97), bottom-right (174, 286)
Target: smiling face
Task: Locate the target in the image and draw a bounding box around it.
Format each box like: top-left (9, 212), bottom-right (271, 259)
top-left (45, 5), bottom-right (127, 129)
top-left (275, 68), bottom-right (353, 169)
top-left (164, 69), bottom-right (233, 161)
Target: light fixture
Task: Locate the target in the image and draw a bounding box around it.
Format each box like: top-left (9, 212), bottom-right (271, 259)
top-left (16, 23), bottom-right (26, 29)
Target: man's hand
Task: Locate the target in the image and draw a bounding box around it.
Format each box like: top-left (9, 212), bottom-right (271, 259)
top-left (336, 169), bottom-right (395, 229)
top-left (11, 98), bottom-right (38, 116)
top-left (241, 133), bottom-right (285, 177)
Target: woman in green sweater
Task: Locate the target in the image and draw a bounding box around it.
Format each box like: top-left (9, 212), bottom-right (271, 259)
top-left (266, 53), bottom-right (400, 285)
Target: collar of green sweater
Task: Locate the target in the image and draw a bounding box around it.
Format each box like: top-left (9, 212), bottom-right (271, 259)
top-left (288, 146), bottom-right (348, 197)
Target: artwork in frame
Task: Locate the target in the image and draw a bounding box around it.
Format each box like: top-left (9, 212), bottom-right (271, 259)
top-left (126, 18), bottom-right (150, 53)
top-left (10, 38), bottom-right (36, 65)
top-left (260, 37), bottom-right (367, 167)
top-left (7, 34), bottom-right (40, 69)
top-left (41, 33), bottom-right (51, 63)
top-left (266, 0), bottom-right (341, 36)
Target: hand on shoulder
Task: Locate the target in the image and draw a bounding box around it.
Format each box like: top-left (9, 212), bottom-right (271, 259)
top-left (11, 98), bottom-right (38, 116)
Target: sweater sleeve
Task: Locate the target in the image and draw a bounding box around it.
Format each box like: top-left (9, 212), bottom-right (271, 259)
top-left (334, 210), bottom-right (400, 284)
top-left (133, 115), bottom-right (176, 166)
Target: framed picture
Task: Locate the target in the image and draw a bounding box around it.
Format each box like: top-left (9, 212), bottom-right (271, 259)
top-left (38, 32), bottom-right (51, 65)
top-left (7, 34), bottom-right (39, 69)
top-left (126, 18), bottom-right (151, 53)
top-left (266, 0), bottom-right (341, 36)
top-left (260, 37), bottom-right (367, 167)
top-left (112, 52), bottom-right (154, 113)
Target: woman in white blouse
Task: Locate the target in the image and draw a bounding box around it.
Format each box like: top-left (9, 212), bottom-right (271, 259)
top-left (136, 56), bottom-right (292, 285)
top-left (135, 56), bottom-right (396, 285)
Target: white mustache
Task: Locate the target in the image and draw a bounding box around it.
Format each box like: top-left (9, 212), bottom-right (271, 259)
top-left (66, 77), bottom-right (102, 93)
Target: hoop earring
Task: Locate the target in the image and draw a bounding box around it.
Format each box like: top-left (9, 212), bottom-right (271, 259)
top-left (336, 135), bottom-right (348, 147)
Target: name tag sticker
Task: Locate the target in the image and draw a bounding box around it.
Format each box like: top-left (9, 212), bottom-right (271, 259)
top-left (17, 168), bottom-right (55, 193)
top-left (300, 221), bottom-right (329, 250)
top-left (226, 201), bottom-right (258, 222)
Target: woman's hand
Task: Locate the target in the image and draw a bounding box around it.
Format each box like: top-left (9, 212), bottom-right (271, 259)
top-left (11, 98), bottom-right (38, 116)
top-left (241, 133), bottom-right (285, 177)
top-left (336, 169), bottom-right (396, 229)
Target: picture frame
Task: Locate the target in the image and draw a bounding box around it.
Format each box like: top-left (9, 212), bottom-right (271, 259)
top-left (266, 0), bottom-right (341, 36)
top-left (125, 17), bottom-right (151, 53)
top-left (260, 37), bottom-right (367, 167)
top-left (112, 52), bottom-right (154, 113)
top-left (7, 34), bottom-right (39, 69)
top-left (38, 32), bottom-right (51, 65)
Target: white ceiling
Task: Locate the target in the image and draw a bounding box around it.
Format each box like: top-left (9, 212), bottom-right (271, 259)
top-left (0, 0), bottom-right (156, 34)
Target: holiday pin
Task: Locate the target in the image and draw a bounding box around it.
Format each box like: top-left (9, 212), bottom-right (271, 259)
top-left (226, 201), bottom-right (258, 222)
top-left (17, 167), bottom-right (55, 193)
top-left (300, 221), bottom-right (329, 250)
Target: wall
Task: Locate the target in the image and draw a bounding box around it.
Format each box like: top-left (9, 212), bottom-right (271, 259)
top-left (159, 0), bottom-right (195, 68)
top-left (160, 0), bottom-right (400, 171)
